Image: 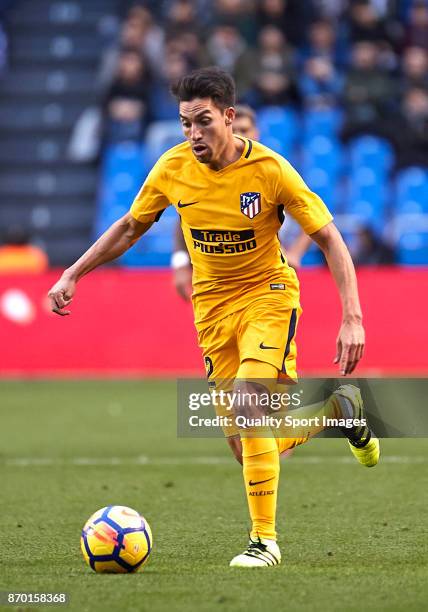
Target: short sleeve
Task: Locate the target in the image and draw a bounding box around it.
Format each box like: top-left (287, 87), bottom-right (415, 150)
top-left (130, 157), bottom-right (171, 223)
top-left (274, 157), bottom-right (333, 235)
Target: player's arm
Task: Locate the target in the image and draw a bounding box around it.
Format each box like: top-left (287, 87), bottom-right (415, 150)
top-left (48, 213), bottom-right (151, 316)
top-left (310, 222), bottom-right (364, 375)
top-left (276, 157), bottom-right (364, 375)
top-left (171, 220), bottom-right (192, 301)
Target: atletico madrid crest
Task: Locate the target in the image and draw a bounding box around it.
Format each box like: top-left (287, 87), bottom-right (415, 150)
top-left (240, 192), bottom-right (261, 219)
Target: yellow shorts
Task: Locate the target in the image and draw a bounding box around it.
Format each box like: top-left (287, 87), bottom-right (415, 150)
top-left (197, 294), bottom-right (302, 437)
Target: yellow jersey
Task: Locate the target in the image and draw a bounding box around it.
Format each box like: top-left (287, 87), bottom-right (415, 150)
top-left (130, 137), bottom-right (332, 329)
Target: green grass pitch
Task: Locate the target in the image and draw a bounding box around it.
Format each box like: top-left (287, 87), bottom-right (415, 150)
top-left (0, 380), bottom-right (427, 612)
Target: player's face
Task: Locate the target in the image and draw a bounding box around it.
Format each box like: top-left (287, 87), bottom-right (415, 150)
top-left (179, 98), bottom-right (234, 164)
top-left (233, 116), bottom-right (259, 140)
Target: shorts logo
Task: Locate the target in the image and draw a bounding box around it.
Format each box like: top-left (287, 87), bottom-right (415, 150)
top-left (240, 192), bottom-right (261, 219)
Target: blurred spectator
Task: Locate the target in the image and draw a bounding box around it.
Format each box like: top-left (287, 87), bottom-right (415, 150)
top-left (256, 0), bottom-right (313, 47)
top-left (213, 0), bottom-right (257, 42)
top-left (311, 0), bottom-right (346, 19)
top-left (256, 25), bottom-right (295, 73)
top-left (392, 87), bottom-right (428, 169)
top-left (244, 69), bottom-right (300, 108)
top-left (301, 19), bottom-right (341, 65)
top-left (341, 41), bottom-right (395, 139)
top-left (166, 0), bottom-right (198, 36)
top-left (206, 24), bottom-right (254, 94)
top-left (103, 49), bottom-right (151, 143)
top-left (352, 225), bottom-right (395, 265)
top-left (236, 25), bottom-right (295, 96)
top-left (405, 0), bottom-right (428, 50)
top-left (0, 227), bottom-right (48, 274)
top-left (98, 6), bottom-right (163, 87)
top-left (164, 31), bottom-right (209, 69)
top-left (300, 56), bottom-right (342, 109)
top-left (347, 0), bottom-right (387, 43)
top-left (400, 45), bottom-right (428, 93)
top-left (127, 5), bottom-right (164, 64)
top-left (149, 50), bottom-right (190, 121)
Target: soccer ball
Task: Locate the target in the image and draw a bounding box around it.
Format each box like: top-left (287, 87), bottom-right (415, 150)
top-left (80, 505), bottom-right (153, 573)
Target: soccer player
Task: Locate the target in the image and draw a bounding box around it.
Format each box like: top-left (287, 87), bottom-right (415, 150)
top-left (171, 103), bottom-right (312, 301)
top-left (48, 67), bottom-right (379, 568)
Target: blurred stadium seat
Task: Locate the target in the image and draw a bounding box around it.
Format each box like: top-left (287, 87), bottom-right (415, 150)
top-left (257, 106), bottom-right (298, 159)
top-left (96, 140), bottom-right (177, 267)
top-left (121, 206), bottom-right (178, 267)
top-left (1, 0), bottom-right (428, 269)
top-left (96, 142), bottom-right (147, 235)
top-left (393, 214), bottom-right (428, 265)
top-left (395, 167), bottom-right (428, 215)
top-left (348, 135), bottom-right (394, 176)
top-left (144, 120), bottom-right (185, 168)
top-left (302, 108), bottom-right (342, 140)
top-left (301, 136), bottom-right (342, 213)
top-left (344, 166), bottom-right (388, 233)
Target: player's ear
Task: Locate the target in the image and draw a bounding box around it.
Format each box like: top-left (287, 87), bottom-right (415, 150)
top-left (225, 107), bottom-right (235, 126)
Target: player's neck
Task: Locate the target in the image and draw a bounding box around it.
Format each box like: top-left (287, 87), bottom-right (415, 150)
top-left (207, 135), bottom-right (245, 171)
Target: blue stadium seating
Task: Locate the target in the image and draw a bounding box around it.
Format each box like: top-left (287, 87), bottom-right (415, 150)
top-left (95, 142), bottom-right (147, 237)
top-left (144, 120), bottom-right (185, 168)
top-left (301, 245), bottom-right (324, 266)
top-left (302, 136), bottom-right (341, 174)
top-left (344, 166), bottom-right (388, 233)
top-left (280, 215), bottom-right (324, 266)
top-left (348, 135), bottom-right (393, 176)
top-left (121, 205), bottom-right (178, 267)
top-left (302, 108), bottom-right (342, 140)
top-left (334, 214), bottom-right (359, 252)
top-left (96, 109), bottom-right (428, 266)
top-left (301, 136), bottom-right (342, 212)
top-left (96, 140), bottom-right (179, 267)
top-left (395, 214), bottom-right (428, 265)
top-left (395, 167), bottom-right (428, 215)
top-left (257, 106), bottom-right (298, 159)
top-left (302, 166), bottom-right (339, 213)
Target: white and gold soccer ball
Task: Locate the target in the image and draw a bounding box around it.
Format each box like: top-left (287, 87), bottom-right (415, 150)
top-left (80, 505), bottom-right (153, 573)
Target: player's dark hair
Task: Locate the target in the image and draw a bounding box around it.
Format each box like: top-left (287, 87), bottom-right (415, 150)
top-left (171, 67), bottom-right (236, 110)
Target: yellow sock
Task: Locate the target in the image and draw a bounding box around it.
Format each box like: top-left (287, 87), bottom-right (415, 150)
top-left (241, 436), bottom-right (279, 541)
top-left (273, 397), bottom-right (339, 447)
top-left (275, 436), bottom-right (308, 455)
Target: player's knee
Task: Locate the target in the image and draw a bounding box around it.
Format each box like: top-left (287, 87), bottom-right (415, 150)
top-left (232, 380), bottom-right (269, 420)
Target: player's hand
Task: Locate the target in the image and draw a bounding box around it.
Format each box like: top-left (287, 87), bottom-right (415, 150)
top-left (48, 276), bottom-right (76, 316)
top-left (334, 320), bottom-right (365, 375)
top-left (173, 265), bottom-right (192, 301)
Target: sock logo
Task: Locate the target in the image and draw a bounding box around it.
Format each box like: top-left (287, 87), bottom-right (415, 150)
top-left (248, 477), bottom-right (275, 486)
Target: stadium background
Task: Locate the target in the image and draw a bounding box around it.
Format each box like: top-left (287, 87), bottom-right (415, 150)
top-left (1, 3), bottom-right (428, 610)
top-left (0, 0), bottom-right (427, 376)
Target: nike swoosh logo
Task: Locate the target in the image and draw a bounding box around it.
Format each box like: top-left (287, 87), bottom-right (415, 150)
top-left (259, 342), bottom-right (279, 350)
top-left (177, 200), bottom-right (199, 208)
top-left (249, 477), bottom-right (275, 486)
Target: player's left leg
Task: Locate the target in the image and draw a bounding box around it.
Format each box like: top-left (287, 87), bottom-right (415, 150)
top-left (271, 384), bottom-right (380, 467)
top-left (328, 385), bottom-right (380, 467)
